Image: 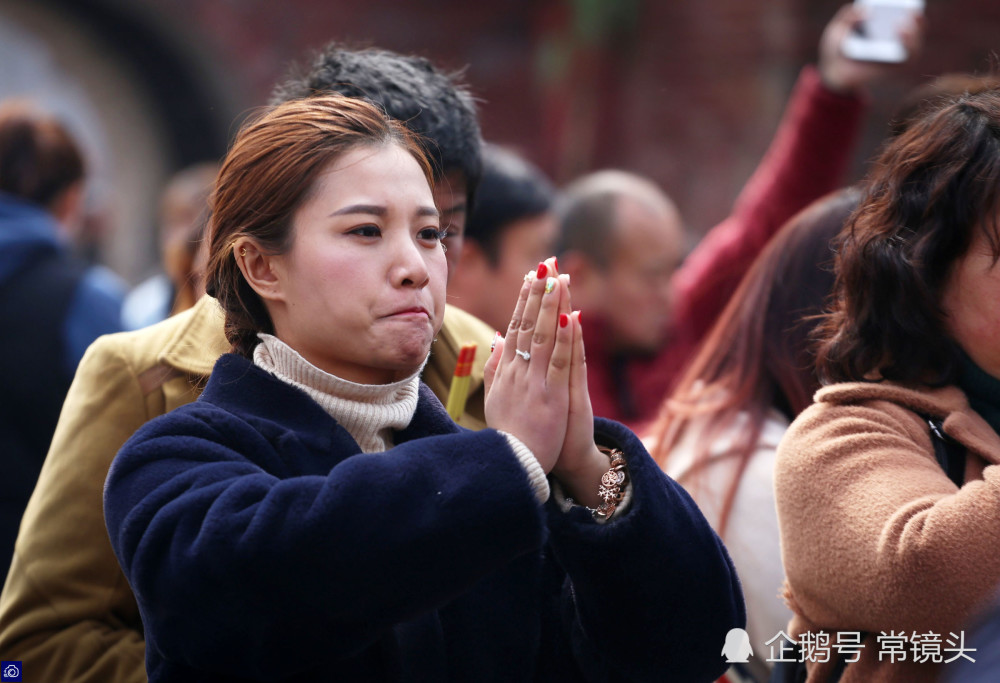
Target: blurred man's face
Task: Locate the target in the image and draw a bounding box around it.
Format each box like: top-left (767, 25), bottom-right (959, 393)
top-left (477, 212), bottom-right (558, 332)
top-left (596, 197), bottom-right (682, 353)
top-left (432, 171), bottom-right (468, 280)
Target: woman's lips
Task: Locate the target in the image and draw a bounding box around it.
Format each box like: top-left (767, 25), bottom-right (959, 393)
top-left (386, 306), bottom-right (430, 318)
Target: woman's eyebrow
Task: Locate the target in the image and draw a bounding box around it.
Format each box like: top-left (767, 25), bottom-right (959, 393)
top-left (330, 203), bottom-right (386, 217)
top-left (329, 204), bottom-right (440, 218)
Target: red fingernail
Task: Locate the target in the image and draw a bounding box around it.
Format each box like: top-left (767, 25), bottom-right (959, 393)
top-left (554, 256), bottom-right (559, 271)
top-left (577, 310), bottom-right (583, 326)
top-left (536, 262), bottom-right (548, 279)
top-left (559, 313), bottom-right (569, 328)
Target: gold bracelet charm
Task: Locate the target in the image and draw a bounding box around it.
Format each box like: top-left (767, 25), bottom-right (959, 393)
top-left (593, 447), bottom-right (628, 520)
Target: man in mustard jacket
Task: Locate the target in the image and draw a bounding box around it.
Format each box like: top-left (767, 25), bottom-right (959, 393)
top-left (0, 43), bottom-right (492, 683)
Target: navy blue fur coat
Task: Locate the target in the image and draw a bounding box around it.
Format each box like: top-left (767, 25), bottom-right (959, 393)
top-left (104, 353), bottom-right (744, 682)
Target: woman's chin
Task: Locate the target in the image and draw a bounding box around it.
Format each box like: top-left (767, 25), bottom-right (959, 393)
top-left (385, 333), bottom-right (434, 375)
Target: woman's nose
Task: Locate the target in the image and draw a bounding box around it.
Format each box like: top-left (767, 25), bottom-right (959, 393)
top-left (392, 234), bottom-right (431, 288)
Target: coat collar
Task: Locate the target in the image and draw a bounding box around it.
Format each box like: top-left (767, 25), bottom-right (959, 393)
top-left (816, 381), bottom-right (1000, 466)
top-left (815, 381), bottom-right (969, 418)
top-left (397, 383), bottom-right (462, 440)
top-left (200, 352), bottom-right (460, 456)
top-left (157, 294), bottom-right (231, 378)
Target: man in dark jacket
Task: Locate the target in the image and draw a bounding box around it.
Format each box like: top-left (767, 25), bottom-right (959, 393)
top-left (0, 101), bottom-right (123, 574)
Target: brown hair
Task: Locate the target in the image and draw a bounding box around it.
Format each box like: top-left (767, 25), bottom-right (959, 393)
top-left (0, 100), bottom-right (84, 210)
top-left (204, 94), bottom-right (433, 357)
top-left (816, 90), bottom-right (1000, 386)
top-left (649, 189), bottom-right (857, 535)
top-left (889, 72), bottom-right (1000, 138)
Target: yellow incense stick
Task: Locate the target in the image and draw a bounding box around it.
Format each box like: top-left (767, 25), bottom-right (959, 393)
top-left (446, 343), bottom-right (477, 421)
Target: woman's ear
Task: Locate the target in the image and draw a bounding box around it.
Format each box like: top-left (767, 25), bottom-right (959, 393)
top-left (233, 238), bottom-right (285, 303)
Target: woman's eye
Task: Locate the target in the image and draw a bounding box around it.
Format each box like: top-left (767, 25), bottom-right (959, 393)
top-left (418, 227), bottom-right (445, 242)
top-left (350, 225), bottom-right (381, 238)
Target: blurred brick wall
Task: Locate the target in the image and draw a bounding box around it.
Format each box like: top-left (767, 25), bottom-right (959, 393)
top-left (138, 0), bottom-right (1000, 239)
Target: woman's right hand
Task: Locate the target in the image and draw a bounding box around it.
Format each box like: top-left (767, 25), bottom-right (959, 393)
top-left (484, 259), bottom-right (574, 472)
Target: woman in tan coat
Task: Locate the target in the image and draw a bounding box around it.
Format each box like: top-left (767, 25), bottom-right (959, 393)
top-left (775, 89), bottom-right (1000, 682)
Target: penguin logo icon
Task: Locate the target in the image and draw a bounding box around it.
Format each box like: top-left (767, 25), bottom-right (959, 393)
top-left (722, 628), bottom-right (754, 663)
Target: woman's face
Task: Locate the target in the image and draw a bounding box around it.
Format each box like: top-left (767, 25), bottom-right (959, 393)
top-left (267, 143), bottom-right (446, 384)
top-left (941, 226), bottom-right (1000, 378)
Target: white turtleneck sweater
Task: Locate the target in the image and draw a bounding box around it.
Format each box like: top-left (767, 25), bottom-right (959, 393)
top-left (252, 334), bottom-right (549, 502)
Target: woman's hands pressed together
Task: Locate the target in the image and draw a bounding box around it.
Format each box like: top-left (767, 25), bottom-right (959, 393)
top-left (485, 258), bottom-right (573, 472)
top-left (485, 257), bottom-right (613, 508)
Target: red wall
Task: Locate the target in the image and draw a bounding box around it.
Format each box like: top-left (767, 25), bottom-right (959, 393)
top-left (138, 0), bottom-right (1000, 238)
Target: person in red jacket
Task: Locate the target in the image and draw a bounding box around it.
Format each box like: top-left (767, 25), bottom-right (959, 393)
top-left (556, 4), bottom-right (923, 428)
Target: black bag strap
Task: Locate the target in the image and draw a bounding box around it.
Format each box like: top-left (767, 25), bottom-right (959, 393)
top-left (925, 416), bottom-right (966, 487)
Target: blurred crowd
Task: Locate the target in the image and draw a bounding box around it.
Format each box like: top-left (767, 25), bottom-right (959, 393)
top-left (2, 3), bottom-right (1000, 682)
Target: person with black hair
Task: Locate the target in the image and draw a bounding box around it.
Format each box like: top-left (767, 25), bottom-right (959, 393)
top-left (270, 45), bottom-right (482, 274)
top-left (0, 99), bottom-right (124, 575)
top-left (449, 143), bottom-right (558, 332)
top-left (0, 43), bottom-right (492, 683)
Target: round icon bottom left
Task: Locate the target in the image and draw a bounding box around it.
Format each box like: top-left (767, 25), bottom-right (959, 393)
top-left (1, 661), bottom-right (22, 682)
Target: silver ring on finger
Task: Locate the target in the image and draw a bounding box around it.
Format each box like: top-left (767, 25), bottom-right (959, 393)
top-left (515, 349), bottom-right (531, 361)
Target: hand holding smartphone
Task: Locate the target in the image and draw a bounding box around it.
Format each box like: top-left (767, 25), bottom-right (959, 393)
top-left (842, 0), bottom-right (924, 63)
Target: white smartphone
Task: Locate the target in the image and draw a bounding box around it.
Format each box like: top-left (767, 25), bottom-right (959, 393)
top-left (841, 0), bottom-right (924, 63)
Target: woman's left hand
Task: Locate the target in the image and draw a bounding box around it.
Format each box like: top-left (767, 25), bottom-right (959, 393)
top-left (550, 309), bottom-right (611, 508)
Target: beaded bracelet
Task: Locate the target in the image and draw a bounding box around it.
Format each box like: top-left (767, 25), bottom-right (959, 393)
top-left (592, 446), bottom-right (628, 520)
